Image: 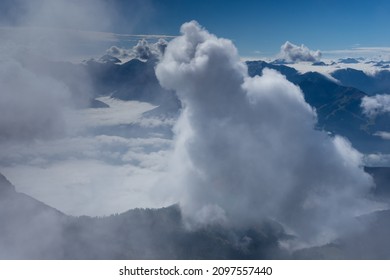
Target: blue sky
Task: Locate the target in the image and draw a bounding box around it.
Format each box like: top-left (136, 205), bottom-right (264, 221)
top-left (1, 0), bottom-right (390, 59)
top-left (111, 0), bottom-right (390, 57)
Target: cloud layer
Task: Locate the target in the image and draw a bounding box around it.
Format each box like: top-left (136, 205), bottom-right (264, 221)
top-left (278, 41), bottom-right (322, 63)
top-left (156, 21), bottom-right (378, 245)
top-left (0, 95), bottom-right (175, 216)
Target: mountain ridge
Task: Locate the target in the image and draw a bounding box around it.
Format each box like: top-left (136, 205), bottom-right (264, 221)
top-left (1, 168), bottom-right (390, 259)
top-left (246, 60), bottom-right (390, 153)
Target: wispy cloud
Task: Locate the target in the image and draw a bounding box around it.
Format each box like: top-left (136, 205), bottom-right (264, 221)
top-left (322, 47), bottom-right (390, 59)
top-left (0, 26), bottom-right (176, 61)
top-left (374, 131), bottom-right (390, 140)
top-left (364, 153), bottom-right (390, 167)
top-left (114, 33), bottom-right (177, 40)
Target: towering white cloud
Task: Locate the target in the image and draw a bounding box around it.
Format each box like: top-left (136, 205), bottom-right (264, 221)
top-left (361, 94), bottom-right (390, 117)
top-left (156, 21), bottom-right (378, 245)
top-left (278, 41), bottom-right (321, 63)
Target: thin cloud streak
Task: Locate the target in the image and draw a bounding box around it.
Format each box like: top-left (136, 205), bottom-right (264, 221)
top-left (322, 47), bottom-right (390, 59)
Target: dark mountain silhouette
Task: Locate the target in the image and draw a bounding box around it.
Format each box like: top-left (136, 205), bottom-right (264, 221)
top-left (332, 68), bottom-right (390, 95)
top-left (294, 166), bottom-right (390, 259)
top-left (99, 54), bottom-right (122, 64)
top-left (294, 209), bottom-right (390, 259)
top-left (312, 61), bottom-right (327, 66)
top-left (84, 58), bottom-right (180, 113)
top-left (247, 60), bottom-right (300, 80)
top-left (0, 173), bottom-right (66, 259)
top-left (338, 58), bottom-right (360, 64)
top-left (18, 54), bottom-right (180, 116)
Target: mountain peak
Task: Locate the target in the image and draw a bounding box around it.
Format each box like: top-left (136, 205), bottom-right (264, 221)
top-left (99, 54), bottom-right (122, 64)
top-left (0, 173), bottom-right (15, 193)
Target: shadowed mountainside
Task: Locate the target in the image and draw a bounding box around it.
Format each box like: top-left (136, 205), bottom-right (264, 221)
top-left (331, 68), bottom-right (390, 95)
top-left (1, 168), bottom-right (390, 259)
top-left (0, 173), bottom-right (287, 259)
top-left (247, 61), bottom-right (390, 153)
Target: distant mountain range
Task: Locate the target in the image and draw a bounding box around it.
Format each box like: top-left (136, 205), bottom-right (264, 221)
top-left (19, 55), bottom-right (390, 154)
top-left (84, 57), bottom-right (181, 118)
top-left (81, 57), bottom-right (390, 153)
top-left (331, 67), bottom-right (390, 95)
top-left (246, 60), bottom-right (390, 153)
